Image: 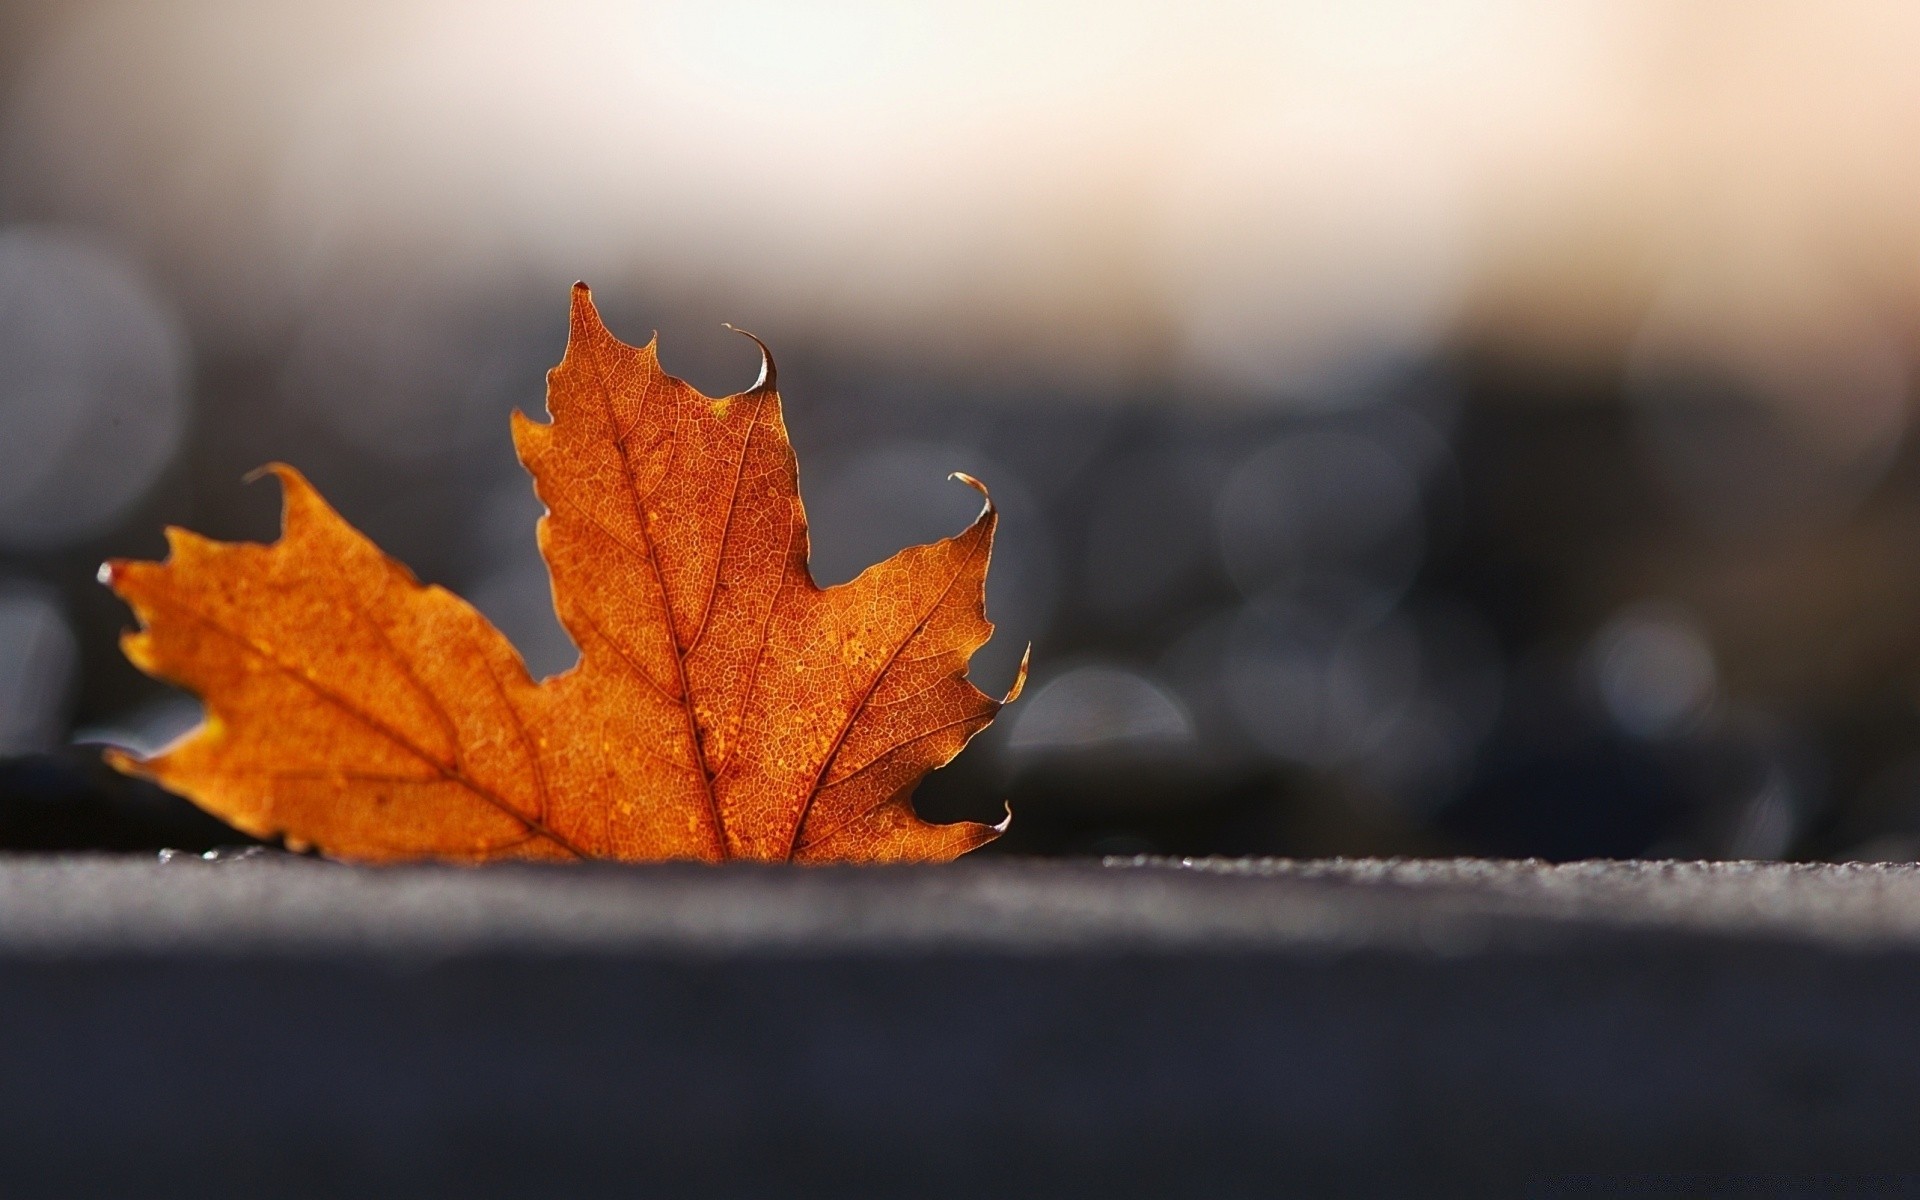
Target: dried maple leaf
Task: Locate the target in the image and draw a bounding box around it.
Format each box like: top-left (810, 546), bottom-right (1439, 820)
top-left (103, 284), bottom-right (1025, 863)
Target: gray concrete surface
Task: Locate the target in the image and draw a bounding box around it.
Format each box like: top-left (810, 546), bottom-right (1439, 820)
top-left (9, 851), bottom-right (1920, 952)
top-left (6, 853), bottom-right (1920, 1197)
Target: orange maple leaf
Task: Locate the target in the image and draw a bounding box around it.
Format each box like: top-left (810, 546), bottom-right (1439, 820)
top-left (102, 284), bottom-right (1025, 863)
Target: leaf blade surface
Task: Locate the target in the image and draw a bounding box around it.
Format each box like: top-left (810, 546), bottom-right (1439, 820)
top-left (108, 285), bottom-right (1017, 863)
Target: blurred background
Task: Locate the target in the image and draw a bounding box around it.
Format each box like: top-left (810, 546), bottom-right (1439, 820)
top-left (8, 0), bottom-right (1920, 861)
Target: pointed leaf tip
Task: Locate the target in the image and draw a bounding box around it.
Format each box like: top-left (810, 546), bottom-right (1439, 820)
top-left (569, 282), bottom-right (601, 330)
top-left (241, 461), bottom-right (296, 487)
top-left (238, 463), bottom-right (318, 526)
top-left (1002, 644), bottom-right (1031, 705)
top-left (722, 323), bottom-right (777, 394)
top-left (948, 471), bottom-right (994, 516)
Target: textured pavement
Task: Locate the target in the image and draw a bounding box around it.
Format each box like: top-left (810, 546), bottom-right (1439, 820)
top-left (6, 853), bottom-right (1920, 1197)
top-left (19, 851), bottom-right (1920, 952)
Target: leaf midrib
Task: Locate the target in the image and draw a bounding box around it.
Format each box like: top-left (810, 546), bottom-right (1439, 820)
top-left (578, 334), bottom-right (730, 859)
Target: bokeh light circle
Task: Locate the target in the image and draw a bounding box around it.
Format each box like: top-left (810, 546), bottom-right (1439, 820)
top-left (0, 227), bottom-right (190, 550)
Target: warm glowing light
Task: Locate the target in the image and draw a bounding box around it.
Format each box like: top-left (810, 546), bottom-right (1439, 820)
top-left (8, 0), bottom-right (1920, 396)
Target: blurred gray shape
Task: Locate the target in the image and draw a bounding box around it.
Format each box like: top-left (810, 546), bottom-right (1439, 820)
top-left (1688, 708), bottom-right (1815, 861)
top-left (0, 226), bottom-right (190, 550)
top-left (1215, 427), bottom-right (1425, 600)
top-left (1345, 697), bottom-right (1475, 819)
top-left (978, 400), bottom-right (1118, 503)
top-left (1223, 588), bottom-right (1421, 768)
top-left (1350, 391), bottom-right (1460, 477)
top-left (71, 694), bottom-right (203, 760)
top-left (805, 441), bottom-right (1054, 693)
top-left (1726, 766), bottom-right (1798, 861)
top-left (1589, 601), bottom-right (1716, 740)
top-left (1343, 600), bottom-right (1504, 815)
top-left (0, 582), bottom-right (77, 756)
top-left (465, 472), bottom-right (578, 682)
top-left (1082, 448), bottom-right (1221, 622)
top-left (1156, 604), bottom-right (1258, 767)
top-left (1007, 663), bottom-right (1194, 754)
top-left (280, 265), bottom-right (552, 463)
top-left (466, 560), bottom-right (578, 683)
